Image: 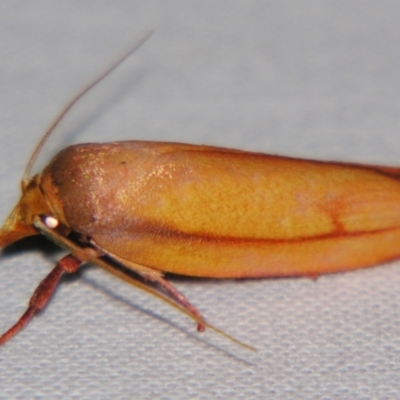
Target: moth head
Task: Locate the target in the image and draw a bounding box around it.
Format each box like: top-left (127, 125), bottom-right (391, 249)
top-left (0, 176), bottom-right (51, 248)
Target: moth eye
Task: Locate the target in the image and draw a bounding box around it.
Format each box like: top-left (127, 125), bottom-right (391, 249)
top-left (44, 216), bottom-right (59, 229)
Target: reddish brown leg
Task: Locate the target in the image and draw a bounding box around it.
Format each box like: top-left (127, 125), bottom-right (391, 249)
top-left (151, 277), bottom-right (206, 331)
top-left (0, 254), bottom-right (82, 345)
top-left (90, 239), bottom-right (207, 331)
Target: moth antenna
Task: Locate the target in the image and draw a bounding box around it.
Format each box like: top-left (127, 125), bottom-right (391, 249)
top-left (22, 29), bottom-right (154, 186)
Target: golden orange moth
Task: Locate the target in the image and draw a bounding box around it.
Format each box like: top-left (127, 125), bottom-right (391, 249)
top-left (1, 34), bottom-right (400, 346)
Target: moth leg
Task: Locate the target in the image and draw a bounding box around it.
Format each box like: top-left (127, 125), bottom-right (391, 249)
top-left (0, 254), bottom-right (82, 345)
top-left (114, 264), bottom-right (207, 331)
top-left (90, 240), bottom-right (206, 331)
top-left (143, 275), bottom-right (205, 332)
top-left (32, 217), bottom-right (207, 333)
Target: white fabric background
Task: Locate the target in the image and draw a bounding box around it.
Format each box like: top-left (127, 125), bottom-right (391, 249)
top-left (1, 2), bottom-right (400, 399)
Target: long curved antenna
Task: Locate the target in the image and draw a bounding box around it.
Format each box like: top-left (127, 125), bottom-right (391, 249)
top-left (23, 30), bottom-right (154, 184)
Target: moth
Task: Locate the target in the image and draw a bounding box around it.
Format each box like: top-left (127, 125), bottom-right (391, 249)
top-left (2, 33), bottom-right (400, 346)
